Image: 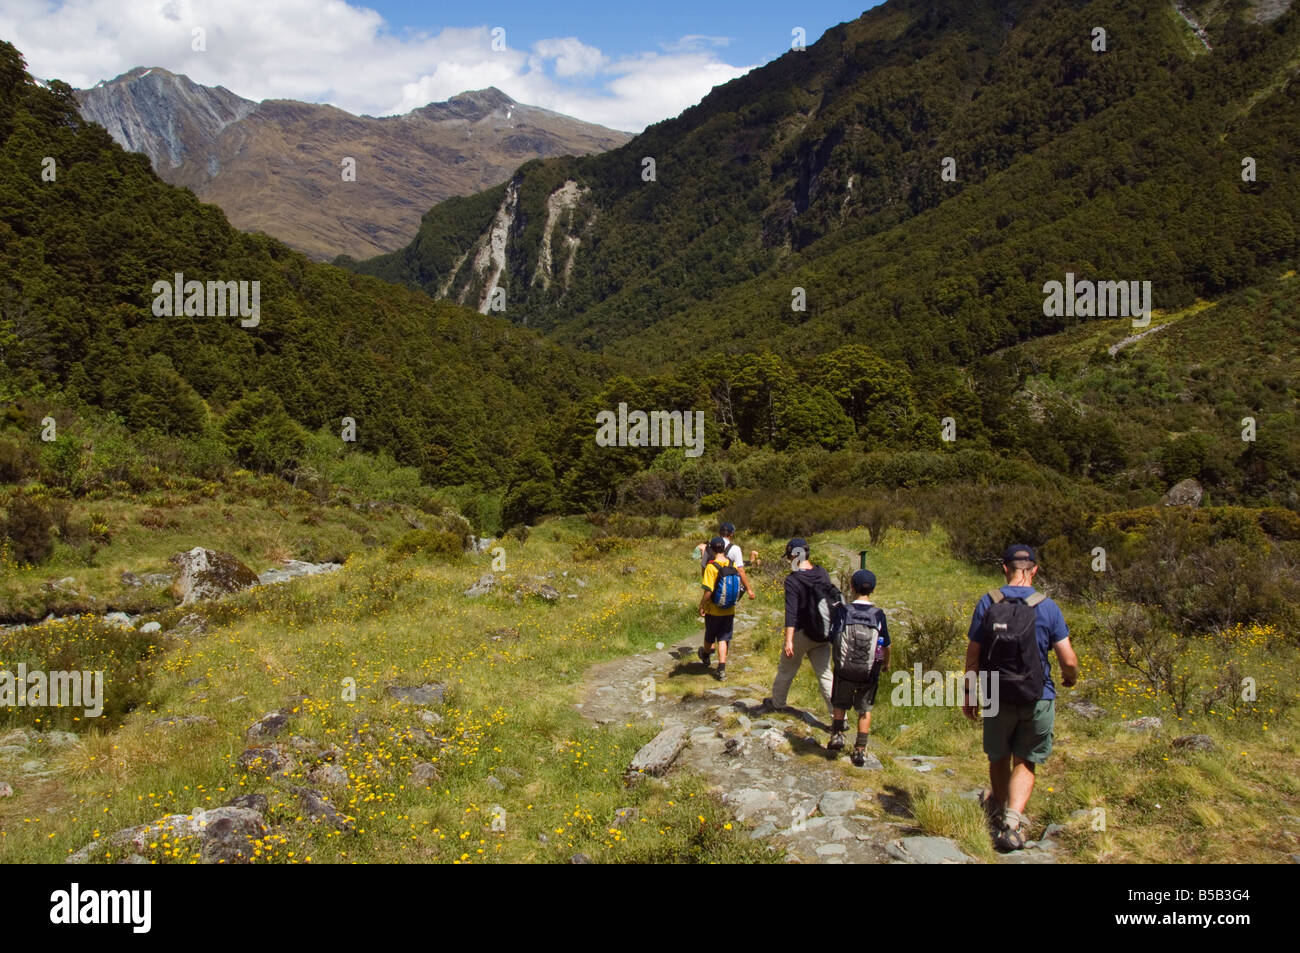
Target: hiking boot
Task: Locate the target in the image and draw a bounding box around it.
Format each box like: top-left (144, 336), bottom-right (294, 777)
top-left (995, 809), bottom-right (1027, 852)
top-left (716, 666), bottom-right (727, 681)
top-left (758, 698), bottom-right (776, 713)
top-left (697, 646), bottom-right (711, 666)
top-left (850, 746), bottom-right (866, 767)
top-left (827, 730), bottom-right (846, 752)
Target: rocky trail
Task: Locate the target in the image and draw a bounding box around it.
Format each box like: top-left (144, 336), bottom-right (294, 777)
top-left (576, 614), bottom-right (1064, 865)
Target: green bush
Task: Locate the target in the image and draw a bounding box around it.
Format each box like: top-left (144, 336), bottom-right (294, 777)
top-left (389, 529), bottom-right (464, 561)
top-left (1, 494), bottom-right (54, 564)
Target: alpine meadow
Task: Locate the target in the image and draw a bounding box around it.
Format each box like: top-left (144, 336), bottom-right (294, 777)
top-left (1, 0), bottom-right (1298, 885)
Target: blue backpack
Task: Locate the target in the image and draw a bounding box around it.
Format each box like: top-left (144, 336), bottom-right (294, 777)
top-left (709, 558), bottom-right (743, 609)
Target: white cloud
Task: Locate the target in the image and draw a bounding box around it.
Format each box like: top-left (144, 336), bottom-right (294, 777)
top-left (0, 0), bottom-right (757, 131)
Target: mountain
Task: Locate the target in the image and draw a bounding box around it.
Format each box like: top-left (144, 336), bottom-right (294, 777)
top-left (347, 0), bottom-right (1300, 361)
top-left (1, 42), bottom-right (601, 490)
top-left (75, 68), bottom-right (631, 260)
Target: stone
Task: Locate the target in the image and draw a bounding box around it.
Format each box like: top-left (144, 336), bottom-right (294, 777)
top-left (496, 766), bottom-right (522, 781)
top-left (169, 547), bottom-right (260, 605)
top-left (121, 571), bottom-right (142, 587)
top-left (1173, 734), bottom-right (1216, 751)
top-left (537, 585), bottom-right (560, 602)
top-left (309, 764), bottom-right (349, 787)
top-left (257, 561), bottom-right (341, 586)
top-left (464, 573), bottom-right (497, 597)
top-left (886, 836), bottom-right (974, 865)
top-left (722, 788), bottom-right (782, 819)
top-left (1066, 699), bottom-right (1105, 720)
top-left (140, 621), bottom-right (162, 634)
top-left (819, 791), bottom-right (862, 816)
top-left (627, 721), bottom-right (688, 779)
top-left (570, 853), bottom-right (591, 864)
top-left (758, 727), bottom-right (791, 754)
top-left (853, 751), bottom-right (884, 770)
top-left (0, 781), bottom-right (12, 797)
top-left (419, 709), bottom-right (443, 727)
top-left (173, 613), bottom-right (208, 636)
top-left (612, 807), bottom-right (638, 828)
top-left (246, 710), bottom-right (291, 740)
top-left (151, 714), bottom-right (216, 729)
top-left (1163, 477), bottom-right (1203, 508)
top-left (1123, 716), bottom-right (1163, 733)
top-left (0, 729), bottom-right (29, 748)
top-left (815, 843), bottom-right (847, 856)
top-left (103, 611), bottom-right (135, 629)
top-left (67, 806), bottom-right (267, 865)
top-left (289, 786), bottom-right (352, 830)
top-left (386, 682), bottom-right (447, 706)
top-left (42, 730), bottom-right (79, 748)
top-left (1043, 823), bottom-right (1067, 839)
top-left (223, 793), bottom-right (268, 813)
top-left (411, 762), bottom-right (440, 785)
top-left (486, 774), bottom-right (506, 791)
top-left (237, 745), bottom-right (293, 776)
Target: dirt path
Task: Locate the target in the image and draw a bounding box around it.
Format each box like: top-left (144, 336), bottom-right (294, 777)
top-left (576, 623), bottom-right (1061, 865)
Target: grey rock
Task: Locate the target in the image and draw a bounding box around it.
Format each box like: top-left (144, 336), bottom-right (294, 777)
top-left (150, 714), bottom-right (216, 729)
top-left (169, 547), bottom-right (260, 605)
top-left (308, 763), bottom-right (349, 788)
top-left (815, 843), bottom-right (847, 856)
top-left (853, 751), bottom-right (884, 770)
top-left (1173, 734), bottom-right (1216, 751)
top-left (723, 788), bottom-right (782, 819)
top-left (750, 820), bottom-right (778, 839)
top-left (257, 560), bottom-right (341, 586)
top-left (569, 853), bottom-right (591, 864)
top-left (0, 745), bottom-right (27, 761)
top-left (103, 611), bottom-right (135, 629)
top-left (627, 721), bottom-right (688, 779)
top-left (173, 613), bottom-right (208, 636)
top-left (818, 791), bottom-right (862, 816)
top-left (43, 730), bottom-right (79, 748)
top-left (612, 807), bottom-right (638, 828)
top-left (1043, 823), bottom-right (1067, 839)
top-left (288, 786), bottom-right (353, 830)
top-left (67, 806), bottom-right (267, 865)
top-left (886, 836), bottom-right (974, 865)
top-left (386, 682), bottom-right (447, 706)
top-left (464, 573), bottom-right (497, 597)
top-left (139, 621), bottom-right (162, 634)
top-left (223, 793), bottom-right (268, 813)
top-left (1066, 698), bottom-right (1106, 720)
top-left (1123, 716), bottom-right (1163, 733)
top-left (120, 571), bottom-right (142, 587)
top-left (0, 781), bottom-right (12, 797)
top-left (1163, 477), bottom-right (1203, 508)
top-left (486, 774), bottom-right (506, 791)
top-left (237, 745), bottom-right (294, 776)
top-left (411, 762), bottom-right (440, 785)
top-left (0, 729), bottom-right (29, 748)
top-left (246, 710), bottom-right (291, 740)
top-left (496, 766), bottom-right (522, 781)
top-left (418, 709), bottom-right (443, 727)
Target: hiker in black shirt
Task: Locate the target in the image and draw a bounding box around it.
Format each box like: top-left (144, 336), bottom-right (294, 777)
top-left (762, 538), bottom-right (834, 717)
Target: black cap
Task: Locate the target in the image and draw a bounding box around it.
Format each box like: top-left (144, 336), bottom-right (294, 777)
top-left (719, 522), bottom-right (735, 537)
top-left (851, 569), bottom-right (877, 594)
top-left (784, 538), bottom-right (808, 560)
top-left (708, 536), bottom-right (727, 553)
top-left (1003, 544), bottom-right (1037, 566)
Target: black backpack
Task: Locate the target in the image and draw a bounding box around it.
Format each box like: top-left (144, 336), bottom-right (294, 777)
top-left (833, 604), bottom-right (883, 681)
top-left (798, 571), bottom-right (844, 643)
top-left (977, 588), bottom-right (1046, 705)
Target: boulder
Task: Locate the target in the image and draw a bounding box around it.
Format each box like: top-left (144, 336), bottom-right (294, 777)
top-left (818, 791), bottom-right (862, 816)
top-left (411, 762), bottom-right (440, 785)
top-left (66, 806), bottom-right (267, 864)
top-left (386, 682), bottom-right (447, 706)
top-left (1173, 734), bottom-right (1217, 751)
top-left (1163, 478), bottom-right (1203, 508)
top-left (288, 786), bottom-right (353, 830)
top-left (1066, 699), bottom-right (1105, 720)
top-left (464, 573), bottom-right (497, 597)
top-left (308, 763), bottom-right (349, 788)
top-left (627, 721), bottom-right (689, 780)
top-left (1122, 716), bottom-right (1163, 733)
top-left (886, 836), bottom-right (974, 865)
top-left (140, 621), bottom-right (162, 634)
top-left (169, 548), bottom-right (260, 605)
top-left (257, 561), bottom-right (342, 586)
top-left (237, 745), bottom-right (294, 776)
top-left (246, 710), bottom-right (292, 740)
top-left (223, 793), bottom-right (268, 813)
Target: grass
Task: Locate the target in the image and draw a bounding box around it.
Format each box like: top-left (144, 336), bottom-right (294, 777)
top-left (1, 499), bottom-right (1297, 864)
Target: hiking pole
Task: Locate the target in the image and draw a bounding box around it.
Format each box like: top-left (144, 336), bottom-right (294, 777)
top-left (858, 550), bottom-right (868, 570)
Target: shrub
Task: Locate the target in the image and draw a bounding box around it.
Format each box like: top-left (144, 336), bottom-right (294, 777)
top-left (898, 612), bottom-right (965, 671)
top-left (1, 494), bottom-right (54, 564)
top-left (389, 529), bottom-right (463, 561)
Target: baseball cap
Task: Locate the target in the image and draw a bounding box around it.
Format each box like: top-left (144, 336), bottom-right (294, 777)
top-left (784, 538), bottom-right (808, 560)
top-left (708, 536), bottom-right (727, 553)
top-left (851, 569), bottom-right (877, 594)
top-left (719, 522), bottom-right (736, 537)
top-left (1003, 544), bottom-right (1037, 566)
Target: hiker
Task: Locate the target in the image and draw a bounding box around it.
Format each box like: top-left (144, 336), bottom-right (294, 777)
top-left (962, 544), bottom-right (1078, 852)
top-left (762, 538), bottom-right (834, 717)
top-left (829, 569), bottom-right (890, 767)
top-left (697, 536), bottom-right (742, 681)
top-left (694, 522), bottom-right (756, 600)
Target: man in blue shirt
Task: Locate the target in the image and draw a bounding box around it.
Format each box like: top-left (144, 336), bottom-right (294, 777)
top-left (962, 544), bottom-right (1078, 852)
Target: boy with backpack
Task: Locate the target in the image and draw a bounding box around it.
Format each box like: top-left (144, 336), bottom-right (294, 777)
top-left (697, 536), bottom-right (743, 680)
top-left (694, 522), bottom-right (756, 601)
top-left (829, 569), bottom-right (890, 767)
top-left (962, 544), bottom-right (1079, 852)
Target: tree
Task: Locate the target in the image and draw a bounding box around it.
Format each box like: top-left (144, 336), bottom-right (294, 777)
top-left (220, 389), bottom-right (308, 475)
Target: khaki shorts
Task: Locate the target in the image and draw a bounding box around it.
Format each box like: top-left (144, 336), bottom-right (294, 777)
top-left (983, 699), bottom-right (1055, 764)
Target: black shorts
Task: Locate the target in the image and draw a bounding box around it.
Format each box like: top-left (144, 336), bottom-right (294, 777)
top-left (703, 614), bottom-right (734, 644)
top-left (832, 665), bottom-right (881, 713)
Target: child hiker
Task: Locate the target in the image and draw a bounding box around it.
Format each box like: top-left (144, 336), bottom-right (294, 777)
top-left (829, 569), bottom-right (890, 767)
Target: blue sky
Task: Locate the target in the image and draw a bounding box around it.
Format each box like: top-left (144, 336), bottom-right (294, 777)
top-left (3, 0), bottom-right (883, 130)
